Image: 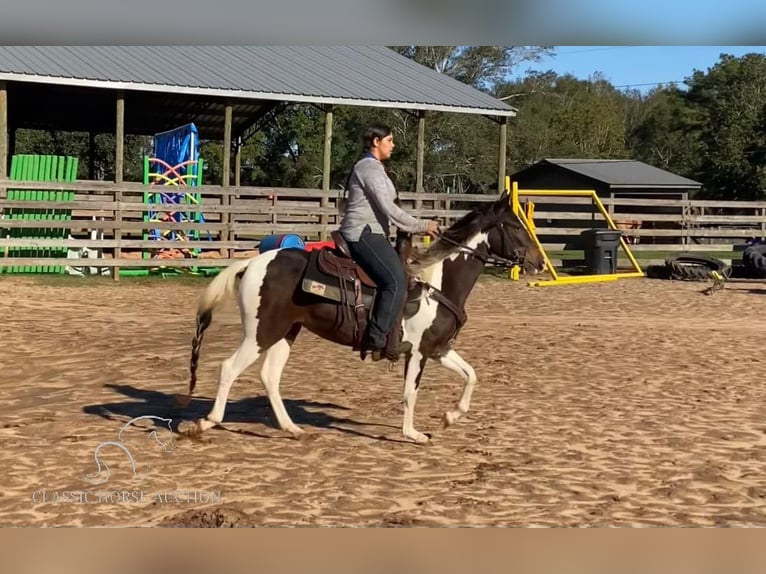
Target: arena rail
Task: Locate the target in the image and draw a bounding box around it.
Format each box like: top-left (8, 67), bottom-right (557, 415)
top-left (2, 179), bottom-right (766, 278)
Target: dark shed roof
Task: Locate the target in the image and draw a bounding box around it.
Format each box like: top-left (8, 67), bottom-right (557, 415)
top-left (533, 159), bottom-right (702, 189)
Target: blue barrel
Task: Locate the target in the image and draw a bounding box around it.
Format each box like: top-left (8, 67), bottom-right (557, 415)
top-left (258, 233), bottom-right (306, 253)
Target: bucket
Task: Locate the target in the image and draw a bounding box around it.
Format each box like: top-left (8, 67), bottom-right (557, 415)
top-left (258, 234), bottom-right (305, 253)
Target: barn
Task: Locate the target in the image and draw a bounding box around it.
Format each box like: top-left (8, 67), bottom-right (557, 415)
top-left (0, 46), bottom-right (516, 191)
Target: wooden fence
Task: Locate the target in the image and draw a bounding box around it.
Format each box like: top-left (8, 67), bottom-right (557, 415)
top-left (1, 179), bottom-right (766, 274)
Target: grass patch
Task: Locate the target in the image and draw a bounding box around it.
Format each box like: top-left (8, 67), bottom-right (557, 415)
top-left (547, 250), bottom-right (738, 261)
top-left (22, 272), bottom-right (216, 288)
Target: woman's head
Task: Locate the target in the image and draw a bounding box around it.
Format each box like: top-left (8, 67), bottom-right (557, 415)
top-left (362, 123), bottom-right (394, 161)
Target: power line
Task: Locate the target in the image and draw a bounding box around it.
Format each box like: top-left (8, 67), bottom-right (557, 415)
top-left (612, 80), bottom-right (686, 88)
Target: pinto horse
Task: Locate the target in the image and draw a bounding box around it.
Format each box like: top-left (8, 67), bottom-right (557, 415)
top-left (180, 191), bottom-right (544, 443)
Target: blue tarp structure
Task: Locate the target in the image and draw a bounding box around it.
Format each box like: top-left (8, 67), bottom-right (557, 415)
top-left (152, 123), bottom-right (200, 184)
top-left (143, 122), bottom-right (207, 246)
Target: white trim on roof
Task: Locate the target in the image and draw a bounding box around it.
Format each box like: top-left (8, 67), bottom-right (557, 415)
top-left (608, 184), bottom-right (701, 189)
top-left (0, 72), bottom-right (517, 117)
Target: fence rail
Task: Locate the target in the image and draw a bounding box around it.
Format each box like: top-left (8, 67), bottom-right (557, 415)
top-left (1, 180), bottom-right (765, 273)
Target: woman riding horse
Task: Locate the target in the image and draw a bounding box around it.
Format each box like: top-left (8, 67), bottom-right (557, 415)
top-left (339, 123), bottom-right (439, 361)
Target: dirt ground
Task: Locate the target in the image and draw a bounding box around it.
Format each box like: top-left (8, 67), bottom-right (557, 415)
top-left (2, 270), bottom-right (766, 527)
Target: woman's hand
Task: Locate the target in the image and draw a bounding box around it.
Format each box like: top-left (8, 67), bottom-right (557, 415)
top-left (426, 220), bottom-right (440, 238)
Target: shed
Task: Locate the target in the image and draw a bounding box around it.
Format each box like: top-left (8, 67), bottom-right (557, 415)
top-left (511, 158), bottom-right (702, 200)
top-left (511, 159), bottom-right (704, 246)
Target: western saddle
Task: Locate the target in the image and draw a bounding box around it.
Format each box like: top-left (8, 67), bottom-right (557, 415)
top-left (315, 230), bottom-right (410, 361)
top-left (317, 231), bottom-right (377, 288)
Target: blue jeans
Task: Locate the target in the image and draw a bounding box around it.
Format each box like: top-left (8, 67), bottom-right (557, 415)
top-left (345, 226), bottom-right (407, 348)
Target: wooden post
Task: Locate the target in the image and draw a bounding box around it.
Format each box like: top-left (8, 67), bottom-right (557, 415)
top-left (320, 104), bottom-right (334, 241)
top-left (234, 136), bottom-right (242, 187)
top-left (497, 116), bottom-right (508, 194)
top-left (221, 104), bottom-right (233, 257)
top-left (416, 110), bottom-right (426, 210)
top-left (0, 80), bottom-right (7, 183)
top-left (113, 93), bottom-right (125, 282)
top-left (88, 131), bottom-right (96, 180)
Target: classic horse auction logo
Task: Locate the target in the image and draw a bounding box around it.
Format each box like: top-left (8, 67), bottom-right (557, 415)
top-left (84, 415), bottom-right (176, 485)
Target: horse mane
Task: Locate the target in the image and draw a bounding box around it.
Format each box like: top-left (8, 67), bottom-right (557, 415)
top-left (408, 198), bottom-right (500, 274)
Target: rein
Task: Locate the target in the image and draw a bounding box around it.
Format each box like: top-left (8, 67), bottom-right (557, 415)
top-left (432, 222), bottom-right (525, 268)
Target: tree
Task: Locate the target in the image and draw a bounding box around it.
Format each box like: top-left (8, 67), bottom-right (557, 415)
top-left (626, 85), bottom-right (702, 179)
top-left (685, 53), bottom-right (766, 200)
top-left (14, 129), bottom-right (150, 181)
top-left (390, 46), bottom-right (553, 92)
top-left (500, 72), bottom-right (630, 172)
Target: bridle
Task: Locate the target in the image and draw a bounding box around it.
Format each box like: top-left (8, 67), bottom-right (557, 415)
top-left (433, 221), bottom-right (527, 268)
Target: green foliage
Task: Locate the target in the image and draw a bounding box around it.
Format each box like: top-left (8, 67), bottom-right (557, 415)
top-left (502, 71), bottom-right (629, 170)
top-left (627, 52), bottom-right (766, 200)
top-left (626, 86), bottom-right (702, 178)
top-left (14, 129), bottom-right (151, 181)
top-left (686, 53), bottom-right (766, 200)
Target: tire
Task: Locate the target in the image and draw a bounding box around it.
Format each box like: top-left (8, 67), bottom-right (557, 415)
top-left (664, 252), bottom-right (731, 282)
top-left (743, 244), bottom-right (766, 277)
top-left (645, 264), bottom-right (671, 280)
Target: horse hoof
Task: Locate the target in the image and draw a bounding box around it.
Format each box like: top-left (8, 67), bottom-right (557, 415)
top-left (406, 431), bottom-right (431, 444)
top-left (442, 410), bottom-right (463, 428)
top-left (288, 427), bottom-right (306, 440)
top-left (174, 393), bottom-right (192, 408)
top-left (177, 419), bottom-right (201, 437)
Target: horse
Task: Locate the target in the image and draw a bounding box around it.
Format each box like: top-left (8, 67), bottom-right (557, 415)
top-left (179, 191), bottom-right (545, 443)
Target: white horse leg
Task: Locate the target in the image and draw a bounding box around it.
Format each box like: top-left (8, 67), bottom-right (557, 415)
top-left (439, 349), bottom-right (477, 427)
top-left (402, 352), bottom-right (429, 444)
top-left (197, 336), bottom-right (260, 432)
top-left (259, 337), bottom-right (303, 438)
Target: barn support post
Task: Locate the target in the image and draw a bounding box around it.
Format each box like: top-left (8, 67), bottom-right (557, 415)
top-left (497, 116), bottom-right (508, 194)
top-left (234, 136), bottom-right (242, 187)
top-left (415, 109), bottom-right (426, 209)
top-left (113, 92), bottom-right (125, 282)
top-left (320, 104), bottom-right (334, 241)
top-left (221, 104), bottom-right (233, 258)
top-left (89, 131), bottom-right (96, 180)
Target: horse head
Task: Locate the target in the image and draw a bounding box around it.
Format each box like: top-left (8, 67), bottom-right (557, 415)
top-left (486, 191), bottom-right (546, 275)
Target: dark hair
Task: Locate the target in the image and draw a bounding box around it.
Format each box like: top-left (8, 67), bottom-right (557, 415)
top-left (362, 123), bottom-right (392, 151)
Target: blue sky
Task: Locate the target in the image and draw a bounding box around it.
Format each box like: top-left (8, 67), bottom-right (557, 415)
top-left (514, 46), bottom-right (766, 92)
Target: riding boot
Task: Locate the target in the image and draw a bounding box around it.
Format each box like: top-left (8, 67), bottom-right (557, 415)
top-left (382, 297), bottom-right (407, 362)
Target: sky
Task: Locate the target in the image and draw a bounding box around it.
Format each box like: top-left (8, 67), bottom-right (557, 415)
top-left (514, 46), bottom-right (766, 92)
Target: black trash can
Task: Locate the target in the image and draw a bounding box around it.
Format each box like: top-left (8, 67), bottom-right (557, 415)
top-left (580, 229), bottom-right (622, 274)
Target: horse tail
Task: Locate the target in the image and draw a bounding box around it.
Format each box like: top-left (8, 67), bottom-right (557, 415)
top-left (178, 257), bottom-right (254, 408)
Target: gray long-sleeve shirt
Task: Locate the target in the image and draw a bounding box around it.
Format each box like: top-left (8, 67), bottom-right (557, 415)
top-left (338, 156), bottom-right (429, 241)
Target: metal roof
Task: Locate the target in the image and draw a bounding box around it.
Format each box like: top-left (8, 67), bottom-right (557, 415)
top-left (0, 46), bottom-right (516, 118)
top-left (541, 159), bottom-right (702, 189)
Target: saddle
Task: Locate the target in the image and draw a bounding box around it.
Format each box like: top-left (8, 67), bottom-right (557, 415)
top-left (301, 230), bottom-right (414, 360)
top-left (317, 232), bottom-right (377, 288)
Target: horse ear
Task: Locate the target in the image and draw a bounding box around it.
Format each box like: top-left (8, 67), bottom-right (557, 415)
top-left (493, 192), bottom-right (510, 214)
